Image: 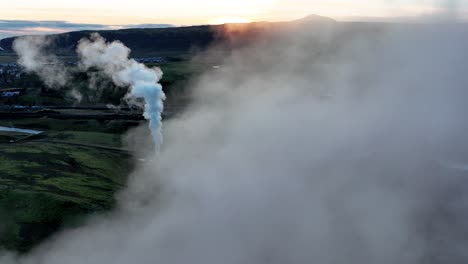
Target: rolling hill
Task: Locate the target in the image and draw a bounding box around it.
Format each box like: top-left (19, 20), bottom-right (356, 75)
top-left (0, 15), bottom-right (337, 56)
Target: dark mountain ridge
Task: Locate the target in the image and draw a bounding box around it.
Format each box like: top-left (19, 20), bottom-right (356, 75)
top-left (0, 15), bottom-right (337, 56)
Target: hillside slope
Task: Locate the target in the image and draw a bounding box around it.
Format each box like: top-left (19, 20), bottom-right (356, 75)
top-left (0, 15), bottom-right (336, 55)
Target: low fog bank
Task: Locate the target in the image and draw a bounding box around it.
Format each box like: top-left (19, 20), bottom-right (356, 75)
top-left (3, 22), bottom-right (468, 264)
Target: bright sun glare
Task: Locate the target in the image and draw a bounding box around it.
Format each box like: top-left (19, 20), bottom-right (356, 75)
top-left (209, 17), bottom-right (252, 25)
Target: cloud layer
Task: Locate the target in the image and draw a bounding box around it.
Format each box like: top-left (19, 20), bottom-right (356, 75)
top-left (0, 20), bottom-right (173, 40)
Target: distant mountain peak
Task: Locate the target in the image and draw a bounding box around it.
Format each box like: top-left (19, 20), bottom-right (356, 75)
top-left (295, 14), bottom-right (336, 23)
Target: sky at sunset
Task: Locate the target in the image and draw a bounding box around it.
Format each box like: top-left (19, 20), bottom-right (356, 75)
top-left (0, 0), bottom-right (466, 39)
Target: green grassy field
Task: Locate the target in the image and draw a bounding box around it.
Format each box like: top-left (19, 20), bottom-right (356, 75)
top-left (0, 118), bottom-right (141, 134)
top-left (0, 118), bottom-right (136, 252)
top-left (47, 131), bottom-right (123, 147)
top-left (0, 52), bottom-right (197, 252)
top-left (0, 54), bottom-right (17, 64)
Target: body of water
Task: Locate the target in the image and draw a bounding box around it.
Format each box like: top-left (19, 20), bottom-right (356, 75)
top-left (0, 126), bottom-right (43, 135)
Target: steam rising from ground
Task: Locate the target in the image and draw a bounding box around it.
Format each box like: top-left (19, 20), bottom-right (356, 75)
top-left (77, 34), bottom-right (165, 148)
top-left (4, 22), bottom-right (468, 264)
top-left (13, 36), bottom-right (69, 88)
top-left (13, 36), bottom-right (83, 103)
top-left (12, 33), bottom-right (166, 149)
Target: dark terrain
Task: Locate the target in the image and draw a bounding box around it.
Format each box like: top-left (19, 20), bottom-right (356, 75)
top-left (0, 15), bottom-right (337, 55)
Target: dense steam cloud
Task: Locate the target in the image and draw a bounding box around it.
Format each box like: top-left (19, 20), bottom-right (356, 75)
top-left (13, 36), bottom-right (83, 103)
top-left (12, 33), bottom-right (166, 149)
top-left (13, 35), bottom-right (70, 88)
top-left (77, 34), bottom-right (165, 149)
top-left (3, 21), bottom-right (468, 264)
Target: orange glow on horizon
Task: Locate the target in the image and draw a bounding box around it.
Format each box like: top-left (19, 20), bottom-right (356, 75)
top-left (208, 17), bottom-right (252, 25)
top-left (0, 0), bottom-right (465, 27)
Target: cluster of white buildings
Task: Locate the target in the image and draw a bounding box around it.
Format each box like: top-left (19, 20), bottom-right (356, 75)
top-left (135, 57), bottom-right (166, 63)
top-left (0, 63), bottom-right (22, 81)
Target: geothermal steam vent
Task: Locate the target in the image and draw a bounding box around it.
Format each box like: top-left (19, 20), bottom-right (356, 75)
top-left (13, 33), bottom-right (166, 150)
top-left (77, 34), bottom-right (166, 149)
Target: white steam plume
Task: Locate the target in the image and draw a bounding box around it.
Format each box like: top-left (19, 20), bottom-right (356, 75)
top-left (3, 22), bottom-right (468, 264)
top-left (13, 36), bottom-right (69, 88)
top-left (77, 33), bottom-right (165, 149)
top-left (67, 88), bottom-right (83, 103)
